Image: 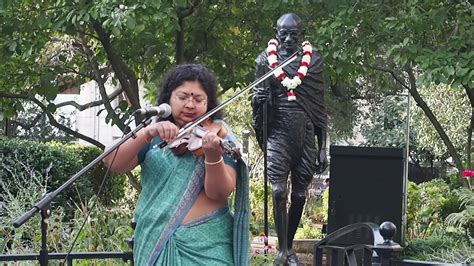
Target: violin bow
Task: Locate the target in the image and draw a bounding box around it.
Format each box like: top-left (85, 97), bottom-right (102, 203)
top-left (174, 50), bottom-right (300, 140)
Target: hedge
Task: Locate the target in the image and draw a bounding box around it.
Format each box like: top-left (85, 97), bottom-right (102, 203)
top-left (0, 137), bottom-right (127, 216)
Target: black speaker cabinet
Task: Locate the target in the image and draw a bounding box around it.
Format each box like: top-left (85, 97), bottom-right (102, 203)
top-left (327, 145), bottom-right (406, 245)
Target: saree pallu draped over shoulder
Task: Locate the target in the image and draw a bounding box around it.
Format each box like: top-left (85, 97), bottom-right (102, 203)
top-left (133, 126), bottom-right (249, 266)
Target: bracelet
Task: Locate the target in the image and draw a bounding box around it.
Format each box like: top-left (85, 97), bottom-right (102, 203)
top-left (204, 156), bottom-right (223, 165)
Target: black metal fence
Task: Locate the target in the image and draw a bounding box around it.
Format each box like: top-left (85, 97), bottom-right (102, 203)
top-left (0, 251), bottom-right (133, 265)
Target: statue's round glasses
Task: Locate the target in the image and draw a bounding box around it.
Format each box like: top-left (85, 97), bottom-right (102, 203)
top-left (173, 94), bottom-right (207, 107)
top-left (277, 29), bottom-right (300, 37)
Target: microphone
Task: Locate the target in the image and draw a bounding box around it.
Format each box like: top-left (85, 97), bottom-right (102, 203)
top-left (134, 103), bottom-right (172, 117)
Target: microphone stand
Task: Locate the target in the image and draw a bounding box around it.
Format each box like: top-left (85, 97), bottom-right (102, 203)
top-left (13, 115), bottom-right (156, 266)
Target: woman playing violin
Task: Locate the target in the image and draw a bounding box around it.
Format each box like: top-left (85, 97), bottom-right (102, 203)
top-left (103, 64), bottom-right (249, 265)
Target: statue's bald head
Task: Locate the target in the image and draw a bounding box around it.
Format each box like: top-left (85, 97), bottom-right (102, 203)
top-left (275, 13), bottom-right (304, 53)
top-left (277, 13), bottom-right (304, 30)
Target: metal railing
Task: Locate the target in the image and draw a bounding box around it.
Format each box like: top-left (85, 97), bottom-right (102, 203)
top-left (313, 221), bottom-right (468, 266)
top-left (313, 222), bottom-right (389, 266)
top-left (0, 251), bottom-right (133, 265)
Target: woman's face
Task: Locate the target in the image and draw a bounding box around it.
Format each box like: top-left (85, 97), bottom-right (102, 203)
top-left (169, 80), bottom-right (208, 127)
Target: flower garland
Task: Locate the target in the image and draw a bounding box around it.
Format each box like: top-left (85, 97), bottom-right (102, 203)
top-left (266, 39), bottom-right (313, 101)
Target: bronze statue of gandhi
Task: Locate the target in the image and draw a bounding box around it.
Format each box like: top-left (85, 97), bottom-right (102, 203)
top-left (252, 13), bottom-right (328, 265)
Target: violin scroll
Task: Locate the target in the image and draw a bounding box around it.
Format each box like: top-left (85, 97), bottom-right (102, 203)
top-left (221, 139), bottom-right (242, 160)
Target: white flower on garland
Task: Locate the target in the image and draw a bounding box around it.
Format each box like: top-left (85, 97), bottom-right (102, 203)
top-left (266, 39), bottom-right (313, 101)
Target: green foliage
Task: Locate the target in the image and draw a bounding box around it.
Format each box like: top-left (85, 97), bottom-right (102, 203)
top-left (8, 103), bottom-right (76, 142)
top-left (410, 84), bottom-right (470, 159)
top-left (315, 1), bottom-right (473, 89)
top-left (248, 165), bottom-right (274, 237)
top-left (447, 172), bottom-right (465, 190)
top-left (1, 0), bottom-right (472, 172)
top-left (306, 189), bottom-right (329, 224)
top-left (1, 137), bottom-right (84, 214)
top-left (445, 187), bottom-right (474, 237)
top-left (401, 229), bottom-right (473, 264)
top-left (362, 95), bottom-right (410, 148)
top-left (293, 189), bottom-right (328, 239)
top-left (313, 0), bottom-right (473, 173)
top-left (0, 159), bottom-right (64, 254)
top-left (325, 90), bottom-right (355, 140)
top-left (68, 196), bottom-right (134, 253)
top-left (220, 87), bottom-right (254, 141)
top-left (251, 253), bottom-right (275, 265)
top-left (295, 217), bottom-right (323, 239)
top-left (0, 0), bottom-right (357, 139)
top-left (439, 192), bottom-right (463, 221)
top-left (1, 166), bottom-right (134, 263)
top-left (407, 177), bottom-right (472, 243)
top-left (0, 137), bottom-right (127, 216)
top-left (406, 179), bottom-right (451, 239)
top-left (73, 144), bottom-right (128, 207)
top-left (400, 177), bottom-right (474, 263)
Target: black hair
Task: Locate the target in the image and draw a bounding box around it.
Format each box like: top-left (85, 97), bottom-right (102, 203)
top-left (157, 64), bottom-right (222, 120)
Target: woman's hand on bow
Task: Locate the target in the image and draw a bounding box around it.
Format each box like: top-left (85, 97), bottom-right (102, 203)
top-left (144, 121), bottom-right (179, 143)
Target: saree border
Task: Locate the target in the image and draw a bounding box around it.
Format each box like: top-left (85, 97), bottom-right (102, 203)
top-left (147, 157), bottom-right (205, 265)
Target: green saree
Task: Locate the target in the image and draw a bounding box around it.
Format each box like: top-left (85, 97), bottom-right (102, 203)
top-left (133, 126), bottom-right (249, 265)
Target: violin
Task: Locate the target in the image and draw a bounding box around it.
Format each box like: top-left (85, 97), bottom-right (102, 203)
top-left (163, 120), bottom-right (241, 160)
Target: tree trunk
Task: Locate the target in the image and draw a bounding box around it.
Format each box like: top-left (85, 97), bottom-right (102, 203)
top-left (176, 16), bottom-right (185, 64)
top-left (91, 22), bottom-right (141, 126)
top-left (5, 118), bottom-right (16, 137)
top-left (175, 5), bottom-right (197, 64)
top-left (464, 85), bottom-right (473, 170)
top-left (405, 66), bottom-right (464, 174)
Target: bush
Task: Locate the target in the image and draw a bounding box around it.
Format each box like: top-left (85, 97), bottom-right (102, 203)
top-left (401, 229), bottom-right (473, 264)
top-left (403, 178), bottom-right (473, 264)
top-left (73, 144), bottom-right (127, 207)
top-left (304, 189), bottom-right (328, 225)
top-left (406, 179), bottom-right (451, 239)
top-left (295, 217), bottom-right (323, 239)
top-left (445, 187), bottom-right (474, 238)
top-left (439, 192), bottom-right (463, 220)
top-left (292, 189), bottom-right (328, 240)
top-left (1, 161), bottom-right (62, 253)
top-left (1, 156), bottom-right (134, 262)
top-left (0, 137), bottom-right (127, 216)
top-left (248, 171), bottom-right (274, 237)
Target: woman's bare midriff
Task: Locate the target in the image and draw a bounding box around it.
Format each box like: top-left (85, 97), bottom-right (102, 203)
top-left (182, 190), bottom-right (227, 225)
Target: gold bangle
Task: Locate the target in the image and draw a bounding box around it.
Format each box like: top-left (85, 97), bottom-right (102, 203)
top-left (204, 156), bottom-right (223, 165)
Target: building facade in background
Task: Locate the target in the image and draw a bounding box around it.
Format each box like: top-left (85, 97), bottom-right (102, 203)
top-left (56, 79), bottom-right (149, 147)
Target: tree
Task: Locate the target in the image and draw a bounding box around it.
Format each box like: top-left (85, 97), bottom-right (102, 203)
top-left (4, 104), bottom-right (76, 142)
top-left (0, 0), bottom-right (297, 143)
top-left (1, 0), bottom-right (472, 178)
top-left (310, 0), bottom-right (473, 177)
top-left (0, 0), bottom-right (319, 191)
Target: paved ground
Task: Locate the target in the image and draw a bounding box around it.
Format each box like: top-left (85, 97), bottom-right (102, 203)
top-left (250, 236), bottom-right (314, 265)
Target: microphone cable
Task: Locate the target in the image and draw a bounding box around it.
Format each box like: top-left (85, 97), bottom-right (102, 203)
top-left (62, 114), bottom-right (138, 264)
